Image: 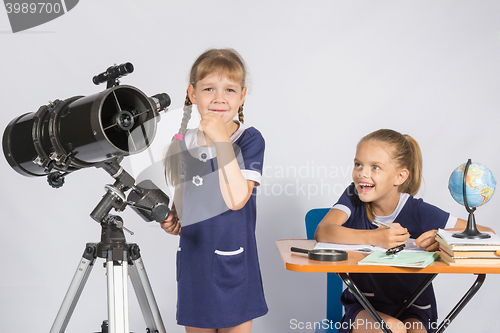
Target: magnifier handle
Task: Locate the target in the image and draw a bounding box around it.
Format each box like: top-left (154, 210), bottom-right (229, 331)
top-left (290, 247), bottom-right (309, 254)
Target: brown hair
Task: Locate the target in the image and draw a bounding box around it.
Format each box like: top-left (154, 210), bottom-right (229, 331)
top-left (358, 129), bottom-right (423, 221)
top-left (164, 48), bottom-right (247, 186)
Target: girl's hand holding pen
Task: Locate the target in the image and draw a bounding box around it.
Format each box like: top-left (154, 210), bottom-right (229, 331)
top-left (373, 222), bottom-right (410, 249)
top-left (161, 209), bottom-right (181, 236)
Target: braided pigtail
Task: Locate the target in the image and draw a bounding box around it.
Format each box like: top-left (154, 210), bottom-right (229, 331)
top-left (164, 91), bottom-right (193, 186)
top-left (238, 104), bottom-right (244, 124)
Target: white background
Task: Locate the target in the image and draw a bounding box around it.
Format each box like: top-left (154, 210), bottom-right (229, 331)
top-left (1, 1), bottom-right (499, 332)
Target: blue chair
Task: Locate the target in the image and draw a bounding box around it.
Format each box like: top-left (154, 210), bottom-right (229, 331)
top-left (305, 208), bottom-right (344, 332)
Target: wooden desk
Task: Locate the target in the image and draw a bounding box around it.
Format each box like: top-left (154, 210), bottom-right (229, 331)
top-left (277, 239), bottom-right (500, 274)
top-left (276, 239), bottom-right (500, 333)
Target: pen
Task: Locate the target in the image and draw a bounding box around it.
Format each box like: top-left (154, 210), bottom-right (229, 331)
top-left (374, 220), bottom-right (407, 253)
top-left (373, 220), bottom-right (397, 229)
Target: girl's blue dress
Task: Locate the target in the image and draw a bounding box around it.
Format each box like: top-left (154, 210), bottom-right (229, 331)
top-left (175, 124), bottom-right (268, 328)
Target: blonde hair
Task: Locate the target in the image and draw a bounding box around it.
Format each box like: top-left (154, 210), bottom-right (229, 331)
top-left (164, 48), bottom-right (247, 186)
top-left (358, 129), bottom-right (423, 221)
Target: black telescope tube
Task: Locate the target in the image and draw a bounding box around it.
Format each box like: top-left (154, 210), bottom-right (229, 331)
top-left (2, 85), bottom-right (161, 177)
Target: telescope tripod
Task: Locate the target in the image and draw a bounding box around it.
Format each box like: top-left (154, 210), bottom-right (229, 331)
top-left (49, 215), bottom-right (167, 333)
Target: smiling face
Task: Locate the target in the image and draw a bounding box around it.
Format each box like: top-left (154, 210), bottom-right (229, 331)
top-left (352, 140), bottom-right (409, 214)
top-left (188, 73), bottom-right (246, 127)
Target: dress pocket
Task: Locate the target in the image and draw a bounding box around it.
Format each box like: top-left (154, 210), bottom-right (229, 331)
top-left (212, 247), bottom-right (246, 288)
top-left (176, 247), bottom-right (181, 281)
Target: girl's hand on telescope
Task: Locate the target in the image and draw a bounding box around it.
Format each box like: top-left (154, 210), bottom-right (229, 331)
top-left (161, 209), bottom-right (181, 236)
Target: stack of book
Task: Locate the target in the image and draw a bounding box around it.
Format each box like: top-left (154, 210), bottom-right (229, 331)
top-left (435, 229), bottom-right (500, 266)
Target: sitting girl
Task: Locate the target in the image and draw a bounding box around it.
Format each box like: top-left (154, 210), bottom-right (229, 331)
top-left (315, 128), bottom-right (492, 333)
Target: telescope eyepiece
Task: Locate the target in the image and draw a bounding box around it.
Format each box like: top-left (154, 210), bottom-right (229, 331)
top-left (150, 93), bottom-right (171, 112)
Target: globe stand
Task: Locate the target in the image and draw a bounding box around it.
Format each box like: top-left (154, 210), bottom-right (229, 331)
top-left (453, 159), bottom-right (491, 239)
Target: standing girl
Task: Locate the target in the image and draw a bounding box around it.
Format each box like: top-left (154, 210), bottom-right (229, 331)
top-left (315, 129), bottom-right (491, 333)
top-left (162, 49), bottom-right (268, 332)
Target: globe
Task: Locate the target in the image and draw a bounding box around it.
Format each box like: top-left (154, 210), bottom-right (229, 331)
top-left (448, 162), bottom-right (496, 208)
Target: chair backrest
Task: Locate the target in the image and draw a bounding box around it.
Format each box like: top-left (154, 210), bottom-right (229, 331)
top-left (304, 208), bottom-right (343, 327)
top-left (305, 208), bottom-right (331, 240)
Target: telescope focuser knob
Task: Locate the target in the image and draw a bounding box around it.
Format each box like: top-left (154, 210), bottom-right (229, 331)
top-left (47, 172), bottom-right (65, 188)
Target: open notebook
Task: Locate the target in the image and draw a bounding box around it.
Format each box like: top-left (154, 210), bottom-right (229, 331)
top-left (314, 238), bottom-right (426, 253)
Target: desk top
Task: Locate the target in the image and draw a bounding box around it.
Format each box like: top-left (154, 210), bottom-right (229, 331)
top-left (276, 239), bottom-right (500, 274)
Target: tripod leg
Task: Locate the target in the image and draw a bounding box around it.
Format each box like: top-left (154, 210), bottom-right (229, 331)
top-left (128, 245), bottom-right (167, 333)
top-left (106, 250), bottom-right (130, 333)
top-left (106, 251), bottom-right (130, 333)
top-left (50, 244), bottom-right (97, 333)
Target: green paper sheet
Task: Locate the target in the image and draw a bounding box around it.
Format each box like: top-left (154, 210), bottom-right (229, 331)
top-left (358, 250), bottom-right (438, 268)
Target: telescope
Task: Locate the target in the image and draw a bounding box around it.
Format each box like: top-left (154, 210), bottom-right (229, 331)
top-left (3, 63), bottom-right (169, 182)
top-left (2, 63), bottom-right (171, 333)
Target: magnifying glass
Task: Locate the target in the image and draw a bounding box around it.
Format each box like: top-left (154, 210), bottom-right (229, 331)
top-left (291, 247), bottom-right (348, 262)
